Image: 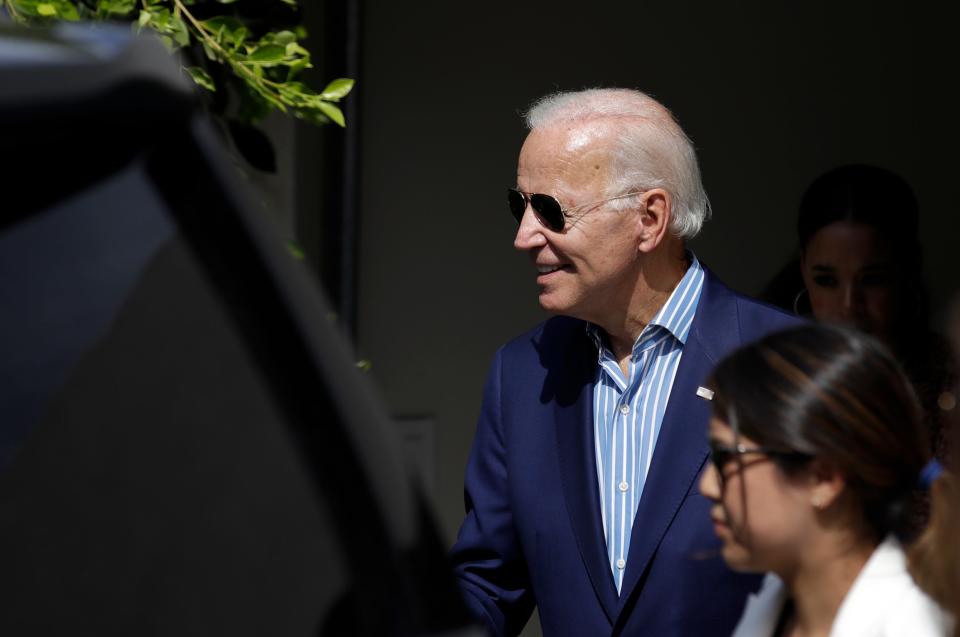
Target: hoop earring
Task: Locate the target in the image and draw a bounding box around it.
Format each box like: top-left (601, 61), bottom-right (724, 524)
top-left (793, 288), bottom-right (809, 315)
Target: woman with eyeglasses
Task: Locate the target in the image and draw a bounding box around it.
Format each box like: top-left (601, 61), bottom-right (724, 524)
top-left (698, 324), bottom-right (954, 636)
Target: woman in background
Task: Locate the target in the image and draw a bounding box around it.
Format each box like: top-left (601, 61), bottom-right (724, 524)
top-left (762, 165), bottom-right (955, 460)
top-left (796, 165), bottom-right (919, 350)
top-left (699, 324), bottom-right (952, 636)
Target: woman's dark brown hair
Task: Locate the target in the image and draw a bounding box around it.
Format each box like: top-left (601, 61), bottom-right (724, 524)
top-left (907, 303), bottom-right (960, 630)
top-left (797, 164), bottom-right (919, 260)
top-left (709, 324), bottom-right (929, 542)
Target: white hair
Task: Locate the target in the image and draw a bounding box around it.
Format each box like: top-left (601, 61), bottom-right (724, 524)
top-left (524, 88), bottom-right (711, 238)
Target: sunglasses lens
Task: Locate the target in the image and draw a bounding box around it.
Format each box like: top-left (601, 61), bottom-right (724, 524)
top-left (530, 194), bottom-right (565, 231)
top-left (507, 189), bottom-right (527, 223)
top-left (507, 189), bottom-right (565, 231)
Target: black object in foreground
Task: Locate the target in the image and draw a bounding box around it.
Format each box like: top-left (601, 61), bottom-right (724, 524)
top-left (0, 24), bottom-right (477, 637)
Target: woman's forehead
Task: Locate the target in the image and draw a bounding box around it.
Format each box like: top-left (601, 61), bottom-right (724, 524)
top-left (708, 416), bottom-right (733, 438)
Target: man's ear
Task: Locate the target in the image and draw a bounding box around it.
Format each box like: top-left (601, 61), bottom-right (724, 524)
top-left (636, 189), bottom-right (672, 253)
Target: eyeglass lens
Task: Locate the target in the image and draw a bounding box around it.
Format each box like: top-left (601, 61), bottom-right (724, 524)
top-left (709, 445), bottom-right (732, 478)
top-left (507, 189), bottom-right (565, 232)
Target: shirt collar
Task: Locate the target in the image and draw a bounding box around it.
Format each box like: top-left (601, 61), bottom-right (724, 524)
top-left (586, 253), bottom-right (704, 355)
top-left (646, 253), bottom-right (703, 345)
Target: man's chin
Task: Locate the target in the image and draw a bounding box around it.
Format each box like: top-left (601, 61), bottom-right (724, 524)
top-left (537, 293), bottom-right (566, 315)
top-left (538, 294), bottom-right (583, 320)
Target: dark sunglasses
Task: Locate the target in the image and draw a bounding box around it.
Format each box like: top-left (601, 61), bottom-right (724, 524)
top-left (708, 440), bottom-right (810, 487)
top-left (507, 188), bottom-right (645, 232)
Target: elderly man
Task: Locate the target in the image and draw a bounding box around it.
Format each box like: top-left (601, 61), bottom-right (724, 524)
top-left (450, 88), bottom-right (800, 636)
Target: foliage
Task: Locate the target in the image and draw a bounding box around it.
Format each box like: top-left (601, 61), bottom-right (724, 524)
top-left (0, 0), bottom-right (353, 133)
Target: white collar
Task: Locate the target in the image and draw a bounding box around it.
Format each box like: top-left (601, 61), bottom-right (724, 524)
top-left (731, 537), bottom-right (952, 637)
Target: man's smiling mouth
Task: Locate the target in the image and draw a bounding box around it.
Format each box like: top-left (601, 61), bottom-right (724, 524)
top-left (537, 265), bottom-right (565, 274)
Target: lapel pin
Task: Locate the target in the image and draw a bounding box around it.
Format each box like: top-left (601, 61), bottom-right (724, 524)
top-left (696, 386), bottom-right (714, 401)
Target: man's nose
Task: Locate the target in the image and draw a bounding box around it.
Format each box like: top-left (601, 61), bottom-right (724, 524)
top-left (513, 206), bottom-right (548, 251)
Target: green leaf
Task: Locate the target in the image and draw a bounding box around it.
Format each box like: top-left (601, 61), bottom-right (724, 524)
top-left (285, 41), bottom-right (308, 57)
top-left (320, 78), bottom-right (353, 100)
top-left (169, 14), bottom-right (190, 47)
top-left (201, 40), bottom-right (217, 61)
top-left (97, 0), bottom-right (135, 16)
top-left (355, 359), bottom-right (372, 372)
top-left (286, 56), bottom-right (311, 80)
top-left (248, 44), bottom-right (286, 64)
top-left (317, 101), bottom-right (345, 127)
top-left (148, 6), bottom-right (170, 29)
top-left (35, 0), bottom-right (79, 19)
top-left (203, 16), bottom-right (246, 48)
top-left (0, 0), bottom-right (350, 131)
top-left (279, 81), bottom-right (313, 95)
top-left (185, 66), bottom-right (215, 91)
top-left (272, 30), bottom-right (297, 46)
top-left (203, 16), bottom-right (244, 31)
top-left (286, 241), bottom-right (305, 260)
top-left (294, 108), bottom-right (330, 126)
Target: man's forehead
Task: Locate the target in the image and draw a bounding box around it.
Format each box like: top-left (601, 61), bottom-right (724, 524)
top-left (517, 122), bottom-right (618, 194)
top-left (565, 122), bottom-right (610, 153)
top-left (529, 118), bottom-right (617, 154)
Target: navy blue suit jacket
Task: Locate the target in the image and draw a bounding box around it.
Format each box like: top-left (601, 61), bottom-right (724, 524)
top-left (451, 268), bottom-right (802, 636)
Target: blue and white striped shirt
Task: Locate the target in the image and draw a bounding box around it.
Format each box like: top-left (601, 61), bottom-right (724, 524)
top-left (588, 255), bottom-right (704, 592)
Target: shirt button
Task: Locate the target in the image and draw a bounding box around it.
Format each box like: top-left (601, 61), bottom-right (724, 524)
top-left (616, 558), bottom-right (626, 570)
top-left (619, 404), bottom-right (630, 415)
top-left (618, 481), bottom-right (629, 492)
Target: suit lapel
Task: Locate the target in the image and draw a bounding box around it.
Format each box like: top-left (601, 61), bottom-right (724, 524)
top-left (552, 325), bottom-right (620, 622)
top-left (616, 270), bottom-right (742, 613)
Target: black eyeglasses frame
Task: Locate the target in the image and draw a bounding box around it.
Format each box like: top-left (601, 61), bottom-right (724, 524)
top-left (708, 440), bottom-right (811, 488)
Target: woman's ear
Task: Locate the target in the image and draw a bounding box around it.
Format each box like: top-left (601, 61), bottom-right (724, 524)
top-left (808, 459), bottom-right (846, 510)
